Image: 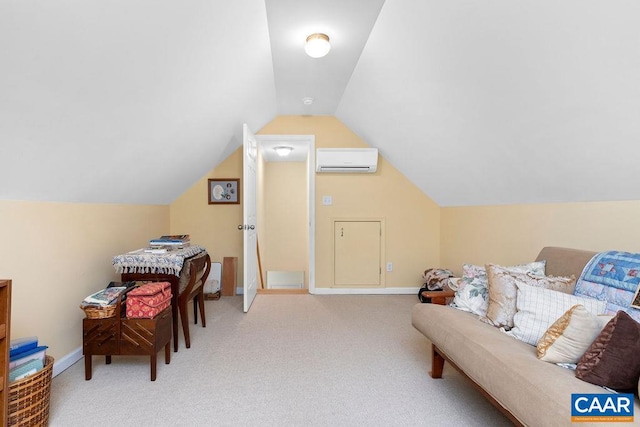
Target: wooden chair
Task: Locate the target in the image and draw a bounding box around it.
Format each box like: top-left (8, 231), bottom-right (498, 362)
top-left (178, 252), bottom-right (211, 348)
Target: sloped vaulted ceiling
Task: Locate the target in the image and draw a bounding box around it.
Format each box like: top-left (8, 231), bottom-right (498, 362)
top-left (337, 0), bottom-right (640, 206)
top-left (0, 0), bottom-right (277, 204)
top-left (1, 0), bottom-right (639, 207)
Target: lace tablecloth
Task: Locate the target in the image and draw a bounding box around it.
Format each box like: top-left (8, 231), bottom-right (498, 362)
top-left (113, 245), bottom-right (205, 276)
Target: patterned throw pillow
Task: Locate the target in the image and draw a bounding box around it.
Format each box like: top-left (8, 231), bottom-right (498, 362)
top-left (575, 310), bottom-right (640, 392)
top-left (451, 261), bottom-right (546, 317)
top-left (537, 305), bottom-right (612, 363)
top-left (506, 283), bottom-right (607, 346)
top-left (482, 264), bottom-right (576, 329)
top-left (451, 264), bottom-right (489, 316)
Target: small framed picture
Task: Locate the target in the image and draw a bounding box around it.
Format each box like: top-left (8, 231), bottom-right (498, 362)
top-left (631, 284), bottom-right (640, 310)
top-left (208, 178), bottom-right (240, 204)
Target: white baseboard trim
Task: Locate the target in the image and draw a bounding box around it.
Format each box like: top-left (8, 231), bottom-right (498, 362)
top-left (311, 287), bottom-right (419, 295)
top-left (52, 346), bottom-right (83, 378)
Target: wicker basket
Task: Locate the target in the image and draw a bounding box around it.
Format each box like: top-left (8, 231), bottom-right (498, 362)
top-left (81, 304), bottom-right (117, 319)
top-left (8, 355), bottom-right (54, 426)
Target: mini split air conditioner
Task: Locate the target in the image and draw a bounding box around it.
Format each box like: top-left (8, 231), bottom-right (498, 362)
top-left (316, 148), bottom-right (378, 173)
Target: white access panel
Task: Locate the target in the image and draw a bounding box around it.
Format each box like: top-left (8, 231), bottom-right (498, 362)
top-left (266, 271), bottom-right (305, 289)
top-left (334, 220), bottom-right (381, 286)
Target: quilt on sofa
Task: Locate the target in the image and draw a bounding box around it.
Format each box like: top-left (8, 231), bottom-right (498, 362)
top-left (574, 250), bottom-right (640, 322)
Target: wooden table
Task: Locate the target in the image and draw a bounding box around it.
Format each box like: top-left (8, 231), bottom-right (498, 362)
top-left (113, 247), bottom-right (206, 352)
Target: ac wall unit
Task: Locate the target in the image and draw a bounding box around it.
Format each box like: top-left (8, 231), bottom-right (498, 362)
top-left (316, 148), bottom-right (378, 173)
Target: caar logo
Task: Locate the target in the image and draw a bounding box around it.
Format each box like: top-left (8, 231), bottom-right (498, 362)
top-left (571, 393), bottom-right (635, 423)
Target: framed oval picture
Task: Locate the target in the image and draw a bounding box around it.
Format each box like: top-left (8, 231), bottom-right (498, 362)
top-left (208, 178), bottom-right (240, 204)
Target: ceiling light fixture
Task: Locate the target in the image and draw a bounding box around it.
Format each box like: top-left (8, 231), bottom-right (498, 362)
top-left (273, 146), bottom-right (294, 157)
top-left (305, 33), bottom-right (330, 58)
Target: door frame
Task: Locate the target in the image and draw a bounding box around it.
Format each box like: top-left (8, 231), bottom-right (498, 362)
top-left (255, 134), bottom-right (316, 293)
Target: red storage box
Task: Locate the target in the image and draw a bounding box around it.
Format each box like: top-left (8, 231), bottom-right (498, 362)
top-left (126, 282), bottom-right (172, 319)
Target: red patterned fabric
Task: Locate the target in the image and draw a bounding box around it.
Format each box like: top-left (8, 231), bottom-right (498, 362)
top-left (126, 282), bottom-right (172, 319)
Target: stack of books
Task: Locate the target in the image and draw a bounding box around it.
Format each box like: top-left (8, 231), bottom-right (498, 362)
top-left (80, 286), bottom-right (128, 308)
top-left (9, 336), bottom-right (48, 383)
top-left (148, 234), bottom-right (191, 251)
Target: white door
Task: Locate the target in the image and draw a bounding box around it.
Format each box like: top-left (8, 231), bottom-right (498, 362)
top-left (243, 124), bottom-right (258, 312)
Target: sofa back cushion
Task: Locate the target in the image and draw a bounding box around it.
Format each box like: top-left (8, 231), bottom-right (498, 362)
top-left (535, 247), bottom-right (596, 279)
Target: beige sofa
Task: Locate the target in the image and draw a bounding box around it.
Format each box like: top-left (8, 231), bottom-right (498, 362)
top-left (412, 247), bottom-right (640, 427)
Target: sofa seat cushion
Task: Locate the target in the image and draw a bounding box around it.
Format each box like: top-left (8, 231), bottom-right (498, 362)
top-left (411, 303), bottom-right (639, 427)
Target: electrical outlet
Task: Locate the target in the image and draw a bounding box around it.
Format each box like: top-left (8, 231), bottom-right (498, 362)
top-left (322, 195), bottom-right (333, 206)
top-left (386, 262), bottom-right (393, 272)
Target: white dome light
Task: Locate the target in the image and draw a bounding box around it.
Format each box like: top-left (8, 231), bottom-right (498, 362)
top-left (305, 33), bottom-right (330, 58)
top-left (274, 146), bottom-right (294, 157)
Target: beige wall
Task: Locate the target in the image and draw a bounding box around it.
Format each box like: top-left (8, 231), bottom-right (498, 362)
top-left (260, 116), bottom-right (441, 288)
top-left (173, 116), bottom-right (441, 289)
top-left (262, 161), bottom-right (308, 286)
top-left (4, 119), bottom-right (640, 363)
top-left (0, 200), bottom-right (168, 360)
top-left (170, 148), bottom-right (244, 278)
top-left (441, 200), bottom-right (640, 275)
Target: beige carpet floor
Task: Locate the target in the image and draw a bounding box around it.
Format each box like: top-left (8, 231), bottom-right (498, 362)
top-left (49, 294), bottom-right (511, 426)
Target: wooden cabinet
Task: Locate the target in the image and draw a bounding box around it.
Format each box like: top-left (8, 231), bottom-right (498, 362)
top-left (0, 279), bottom-right (11, 424)
top-left (83, 306), bottom-right (172, 381)
top-left (121, 272), bottom-right (181, 352)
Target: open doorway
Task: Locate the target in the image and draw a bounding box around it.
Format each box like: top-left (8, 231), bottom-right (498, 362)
top-left (255, 134), bottom-right (315, 294)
